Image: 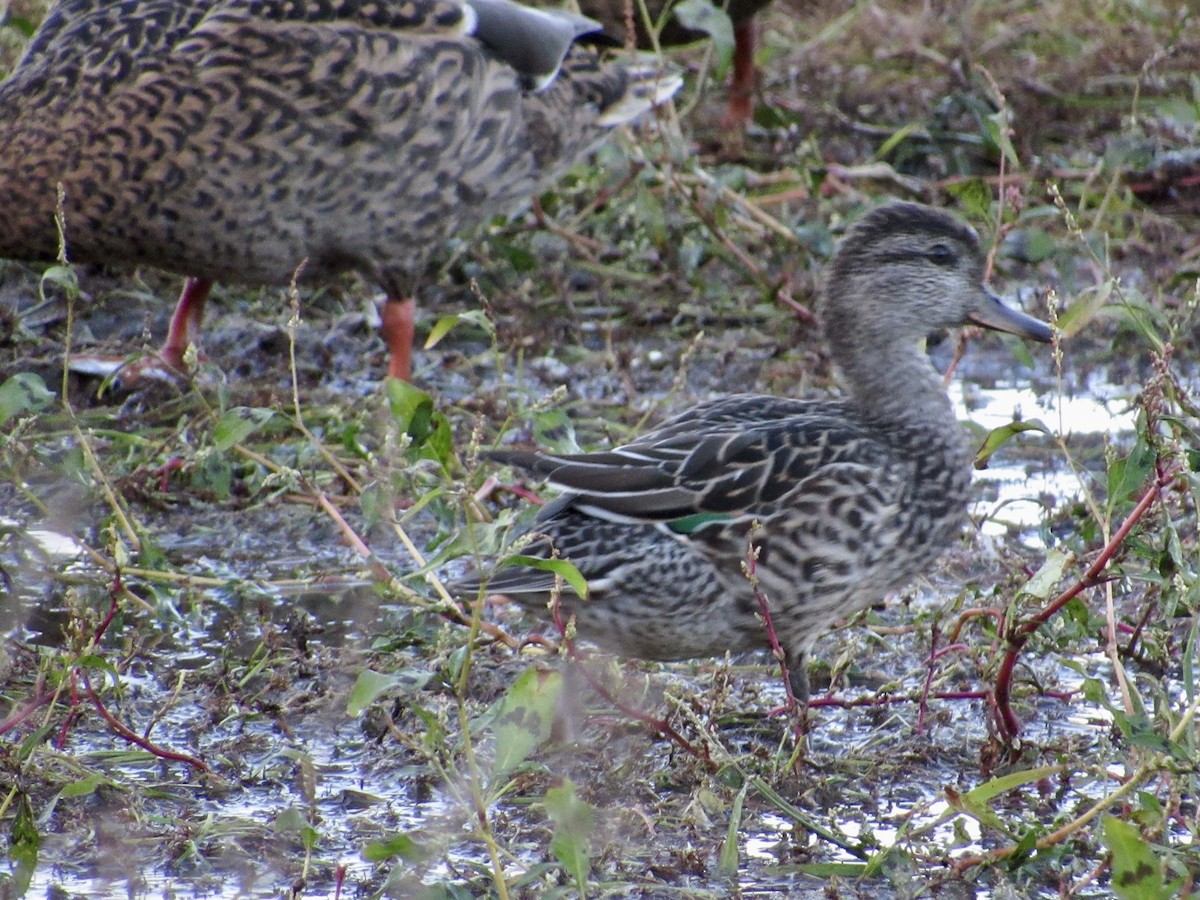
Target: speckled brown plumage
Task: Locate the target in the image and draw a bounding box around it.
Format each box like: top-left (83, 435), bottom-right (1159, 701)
top-left (0, 0), bottom-right (679, 380)
top-left (461, 202), bottom-right (1054, 698)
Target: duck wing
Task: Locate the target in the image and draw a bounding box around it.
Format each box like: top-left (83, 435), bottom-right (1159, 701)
top-left (489, 400), bottom-right (897, 526)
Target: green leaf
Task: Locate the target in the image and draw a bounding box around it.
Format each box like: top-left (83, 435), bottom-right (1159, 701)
top-left (423, 412), bottom-right (454, 468)
top-left (532, 408), bottom-right (581, 454)
top-left (498, 555), bottom-right (588, 600)
top-left (1101, 816), bottom-right (1171, 900)
top-left (974, 418), bottom-right (1051, 469)
top-left (346, 668), bottom-right (432, 716)
top-left (1009, 227), bottom-right (1057, 264)
top-left (194, 451), bottom-right (232, 500)
top-left (425, 314), bottom-right (463, 350)
top-left (943, 785), bottom-right (1010, 837)
top-left (984, 109), bottom-right (1020, 168)
top-left (58, 773), bottom-right (106, 800)
top-left (0, 372), bottom-right (55, 427)
top-left (1107, 436), bottom-right (1156, 512)
top-left (424, 308), bottom-right (497, 350)
top-left (942, 767), bottom-right (1062, 842)
top-left (213, 406), bottom-right (275, 451)
top-left (1115, 713), bottom-right (1171, 753)
top-left (953, 765), bottom-right (1062, 814)
top-left (489, 667), bottom-right (562, 778)
top-left (876, 123), bottom-right (923, 161)
top-left (386, 378), bottom-right (434, 437)
top-left (9, 794), bottom-right (39, 895)
top-left (945, 179), bottom-right (993, 222)
top-left (668, 511), bottom-right (731, 535)
top-left (718, 784), bottom-right (748, 877)
top-left (74, 654), bottom-right (119, 677)
top-left (672, 0), bottom-right (735, 74)
top-left (445, 643), bottom-right (470, 684)
top-left (340, 423), bottom-right (370, 459)
top-left (384, 379), bottom-right (452, 465)
top-left (362, 832), bottom-right (429, 863)
top-left (500, 242), bottom-right (538, 273)
top-left (39, 264), bottom-right (80, 302)
top-left (1057, 279), bottom-right (1115, 337)
top-left (1019, 550), bottom-right (1072, 601)
top-left (796, 862), bottom-right (871, 878)
top-left (2, 16), bottom-right (39, 38)
top-left (16, 721), bottom-right (56, 765)
top-left (545, 779), bottom-right (594, 891)
top-left (273, 807), bottom-right (318, 851)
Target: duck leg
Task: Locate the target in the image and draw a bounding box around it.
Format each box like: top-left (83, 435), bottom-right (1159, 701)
top-left (70, 276), bottom-right (212, 383)
top-left (785, 649), bottom-right (812, 738)
top-left (720, 18), bottom-right (758, 130)
top-left (381, 296), bottom-right (416, 381)
top-left (786, 652), bottom-right (810, 707)
top-left (157, 277), bottom-right (212, 371)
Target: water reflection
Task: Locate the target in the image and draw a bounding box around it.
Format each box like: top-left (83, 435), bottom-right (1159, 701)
top-left (956, 375), bottom-right (1138, 543)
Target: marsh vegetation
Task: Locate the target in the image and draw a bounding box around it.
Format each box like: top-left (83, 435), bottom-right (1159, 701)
top-left (1, 1), bottom-right (1198, 897)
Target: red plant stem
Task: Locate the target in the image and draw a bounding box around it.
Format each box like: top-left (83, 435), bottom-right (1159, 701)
top-left (94, 585), bottom-right (121, 644)
top-left (945, 607), bottom-right (1002, 644)
top-left (6, 571), bottom-right (207, 773)
top-left (743, 539), bottom-right (800, 722)
top-left (547, 589), bottom-right (710, 764)
top-left (775, 287), bottom-right (817, 323)
top-left (0, 680), bottom-right (52, 736)
top-left (1122, 601), bottom-right (1157, 658)
top-left (992, 466), bottom-right (1174, 741)
top-left (920, 638), bottom-right (975, 731)
top-left (917, 630), bottom-right (969, 733)
top-left (55, 671), bottom-right (81, 749)
top-left (81, 672), bottom-right (210, 774)
top-left (930, 643), bottom-right (971, 661)
top-left (811, 692), bottom-right (987, 709)
top-left (52, 576), bottom-right (123, 749)
top-left (154, 456), bottom-right (185, 492)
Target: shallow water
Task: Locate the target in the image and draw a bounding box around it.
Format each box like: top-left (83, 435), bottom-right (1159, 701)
top-left (0, 338), bottom-right (1181, 900)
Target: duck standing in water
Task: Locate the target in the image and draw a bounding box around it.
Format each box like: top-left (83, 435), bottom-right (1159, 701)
top-left (0, 0), bottom-right (680, 381)
top-left (467, 201), bottom-right (1054, 699)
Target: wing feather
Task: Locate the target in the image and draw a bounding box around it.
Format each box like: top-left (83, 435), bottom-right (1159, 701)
top-left (487, 396), bottom-right (900, 525)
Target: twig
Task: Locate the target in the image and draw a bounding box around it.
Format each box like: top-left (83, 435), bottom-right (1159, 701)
top-left (0, 681), bottom-right (53, 736)
top-left (541, 582), bottom-right (711, 764)
top-left (669, 172), bottom-right (816, 324)
top-left (676, 169), bottom-right (804, 245)
top-left (741, 527), bottom-right (801, 729)
top-left (917, 627), bottom-right (971, 733)
top-left (991, 463), bottom-right (1176, 741)
top-left (955, 691), bottom-right (1200, 872)
top-left (80, 671), bottom-right (210, 774)
top-left (314, 487), bottom-right (518, 649)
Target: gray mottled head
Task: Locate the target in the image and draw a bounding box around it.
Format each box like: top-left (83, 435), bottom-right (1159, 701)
top-left (822, 201), bottom-right (1052, 354)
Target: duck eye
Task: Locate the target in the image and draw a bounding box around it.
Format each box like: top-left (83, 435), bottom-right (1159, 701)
top-left (927, 243), bottom-right (956, 266)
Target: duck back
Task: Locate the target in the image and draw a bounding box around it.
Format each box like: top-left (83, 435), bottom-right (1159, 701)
top-left (0, 0), bottom-right (659, 295)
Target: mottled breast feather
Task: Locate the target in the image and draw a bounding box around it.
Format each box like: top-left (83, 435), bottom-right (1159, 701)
top-left (0, 0), bottom-right (671, 294)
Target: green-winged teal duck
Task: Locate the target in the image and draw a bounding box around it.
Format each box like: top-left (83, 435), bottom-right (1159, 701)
top-left (0, 0), bottom-right (679, 381)
top-left (466, 201), bottom-right (1054, 698)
